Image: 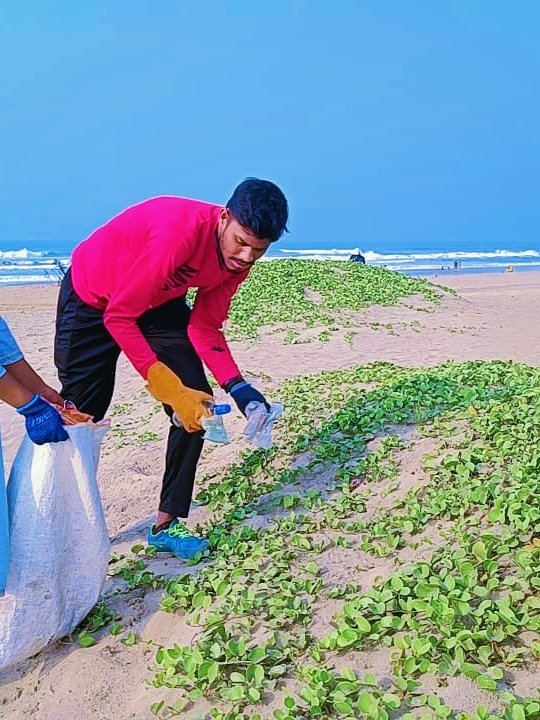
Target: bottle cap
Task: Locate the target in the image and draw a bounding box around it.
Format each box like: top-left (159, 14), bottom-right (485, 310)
top-left (213, 403), bottom-right (231, 416)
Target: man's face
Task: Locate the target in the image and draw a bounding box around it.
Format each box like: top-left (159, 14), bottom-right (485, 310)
top-left (218, 208), bottom-right (271, 273)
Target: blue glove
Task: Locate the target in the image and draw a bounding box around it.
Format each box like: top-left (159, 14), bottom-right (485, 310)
top-left (17, 394), bottom-right (69, 445)
top-left (228, 380), bottom-right (270, 416)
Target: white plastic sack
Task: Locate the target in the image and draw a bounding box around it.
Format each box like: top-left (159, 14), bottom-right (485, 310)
top-left (0, 421), bottom-right (109, 670)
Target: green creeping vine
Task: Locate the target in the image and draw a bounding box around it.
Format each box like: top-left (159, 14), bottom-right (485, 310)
top-left (144, 360), bottom-right (540, 718)
top-left (225, 261), bottom-right (446, 340)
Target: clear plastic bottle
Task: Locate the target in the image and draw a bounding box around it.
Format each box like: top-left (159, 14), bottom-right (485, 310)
top-left (243, 402), bottom-right (284, 449)
top-left (201, 402), bottom-right (231, 444)
top-left (172, 402), bottom-right (231, 444)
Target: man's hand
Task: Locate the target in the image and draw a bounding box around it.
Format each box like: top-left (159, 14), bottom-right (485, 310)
top-left (146, 361), bottom-right (214, 433)
top-left (17, 395), bottom-right (69, 445)
top-left (228, 380), bottom-right (270, 416)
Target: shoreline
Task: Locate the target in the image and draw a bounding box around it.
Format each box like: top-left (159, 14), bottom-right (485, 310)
top-left (0, 263), bottom-right (537, 288)
top-left (409, 265), bottom-right (536, 278)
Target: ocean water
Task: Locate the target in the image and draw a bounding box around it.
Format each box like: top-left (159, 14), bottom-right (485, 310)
top-left (271, 247), bottom-right (540, 276)
top-left (0, 249), bottom-right (71, 285)
top-left (0, 245), bottom-right (539, 285)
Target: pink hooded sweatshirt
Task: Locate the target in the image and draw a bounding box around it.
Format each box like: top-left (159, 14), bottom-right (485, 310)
top-left (71, 196), bottom-right (249, 386)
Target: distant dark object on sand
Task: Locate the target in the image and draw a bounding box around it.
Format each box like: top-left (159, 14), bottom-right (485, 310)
top-left (348, 248), bottom-right (366, 264)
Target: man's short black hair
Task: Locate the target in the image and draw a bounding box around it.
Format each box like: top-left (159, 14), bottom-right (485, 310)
top-left (226, 178), bottom-right (289, 243)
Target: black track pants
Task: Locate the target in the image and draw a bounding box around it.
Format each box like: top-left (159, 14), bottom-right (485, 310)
top-left (54, 270), bottom-right (211, 517)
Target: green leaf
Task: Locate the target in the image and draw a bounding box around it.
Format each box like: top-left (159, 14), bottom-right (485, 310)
top-left (477, 645), bottom-right (493, 666)
top-left (356, 616), bottom-right (372, 633)
top-left (248, 647), bottom-right (266, 663)
top-left (358, 692), bottom-right (376, 713)
top-left (362, 672), bottom-right (377, 686)
top-left (340, 667), bottom-right (357, 682)
top-left (121, 632), bottom-right (139, 646)
top-left (200, 660), bottom-right (219, 684)
top-left (78, 632), bottom-right (96, 648)
top-left (253, 665), bottom-right (265, 685)
top-left (227, 685), bottom-right (245, 702)
top-left (444, 575), bottom-right (456, 591)
top-left (337, 628), bottom-right (359, 648)
top-left (391, 576), bottom-right (404, 591)
top-left (476, 675), bottom-right (497, 691)
top-left (210, 642), bottom-right (222, 659)
top-left (191, 590), bottom-right (208, 609)
top-left (487, 666), bottom-right (504, 681)
top-left (382, 693), bottom-right (401, 710)
top-left (472, 541), bottom-right (487, 562)
top-left (333, 700), bottom-right (353, 715)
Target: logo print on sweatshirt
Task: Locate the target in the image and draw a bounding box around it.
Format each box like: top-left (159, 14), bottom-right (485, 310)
top-left (162, 264), bottom-right (198, 291)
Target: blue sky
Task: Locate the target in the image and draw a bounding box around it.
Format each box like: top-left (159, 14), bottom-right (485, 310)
top-left (1, 2), bottom-right (539, 253)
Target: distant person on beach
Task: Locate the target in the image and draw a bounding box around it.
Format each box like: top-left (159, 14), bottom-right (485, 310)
top-left (0, 316), bottom-right (68, 596)
top-left (348, 247), bottom-right (366, 264)
top-left (54, 178), bottom-right (289, 560)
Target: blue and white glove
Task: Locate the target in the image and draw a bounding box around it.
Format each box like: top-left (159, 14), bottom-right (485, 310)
top-left (227, 380), bottom-right (270, 416)
top-left (17, 394), bottom-right (69, 445)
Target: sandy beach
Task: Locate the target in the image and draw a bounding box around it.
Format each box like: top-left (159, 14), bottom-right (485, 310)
top-left (1, 269), bottom-right (539, 719)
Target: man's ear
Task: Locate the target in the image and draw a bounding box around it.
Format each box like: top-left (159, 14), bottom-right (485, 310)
top-left (218, 207), bottom-right (230, 236)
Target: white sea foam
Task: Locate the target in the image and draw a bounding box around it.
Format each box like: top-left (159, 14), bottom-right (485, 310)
top-left (0, 245), bottom-right (538, 285)
top-left (0, 248), bottom-right (49, 260)
top-left (278, 248), bottom-right (540, 262)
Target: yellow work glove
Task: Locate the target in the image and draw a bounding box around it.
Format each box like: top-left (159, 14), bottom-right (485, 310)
top-left (146, 361), bottom-right (214, 433)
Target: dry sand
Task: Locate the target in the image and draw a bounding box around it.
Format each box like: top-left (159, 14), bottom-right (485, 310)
top-left (0, 270), bottom-right (539, 718)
